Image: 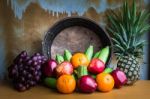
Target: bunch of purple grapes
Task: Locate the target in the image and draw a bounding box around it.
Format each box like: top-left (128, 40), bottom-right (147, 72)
top-left (8, 51), bottom-right (47, 92)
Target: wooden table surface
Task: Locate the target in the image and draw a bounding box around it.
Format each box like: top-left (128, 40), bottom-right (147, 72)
top-left (0, 80), bottom-right (150, 99)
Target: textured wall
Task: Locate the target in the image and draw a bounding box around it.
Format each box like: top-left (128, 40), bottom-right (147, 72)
top-left (0, 0), bottom-right (149, 80)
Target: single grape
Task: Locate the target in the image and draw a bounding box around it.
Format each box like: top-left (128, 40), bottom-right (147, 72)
top-left (32, 61), bottom-right (38, 66)
top-left (15, 83), bottom-right (26, 92)
top-left (29, 67), bottom-right (35, 72)
top-left (29, 81), bottom-right (36, 86)
top-left (18, 67), bottom-right (23, 74)
top-left (23, 70), bottom-right (27, 75)
top-left (9, 68), bottom-right (18, 78)
top-left (20, 51), bottom-right (27, 58)
top-left (24, 65), bottom-right (29, 70)
top-left (37, 56), bottom-right (42, 60)
top-left (18, 64), bottom-right (23, 68)
top-left (14, 58), bottom-right (23, 65)
top-left (33, 71), bottom-right (38, 76)
top-left (32, 56), bottom-right (38, 61)
top-left (20, 77), bottom-right (25, 82)
top-left (27, 74), bottom-right (32, 79)
top-left (38, 72), bottom-right (42, 77)
top-left (27, 60), bottom-right (32, 65)
top-left (34, 53), bottom-right (41, 57)
top-left (37, 60), bottom-right (42, 64)
top-left (36, 65), bottom-right (41, 70)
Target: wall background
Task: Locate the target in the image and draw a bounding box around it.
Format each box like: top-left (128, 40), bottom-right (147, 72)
top-left (0, 0), bottom-right (149, 80)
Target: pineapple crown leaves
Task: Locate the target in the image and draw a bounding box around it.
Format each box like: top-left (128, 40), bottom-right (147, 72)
top-left (106, 0), bottom-right (150, 59)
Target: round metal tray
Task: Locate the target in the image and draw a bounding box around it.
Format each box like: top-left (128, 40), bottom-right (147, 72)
top-left (42, 17), bottom-right (113, 66)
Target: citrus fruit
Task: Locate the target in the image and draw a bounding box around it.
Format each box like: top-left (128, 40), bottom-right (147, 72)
top-left (96, 73), bottom-right (114, 92)
top-left (56, 74), bottom-right (76, 94)
top-left (71, 53), bottom-right (89, 68)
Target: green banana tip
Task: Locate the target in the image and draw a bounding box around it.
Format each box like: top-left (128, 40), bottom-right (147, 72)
top-left (65, 49), bottom-right (71, 53)
top-left (103, 46), bottom-right (110, 51)
top-left (105, 46), bottom-right (109, 48)
top-left (89, 45), bottom-right (94, 48)
top-left (64, 49), bottom-right (68, 52)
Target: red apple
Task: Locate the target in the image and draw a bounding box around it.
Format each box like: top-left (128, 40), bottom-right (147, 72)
top-left (55, 61), bottom-right (73, 77)
top-left (42, 59), bottom-right (57, 77)
top-left (88, 58), bottom-right (105, 74)
top-left (111, 68), bottom-right (127, 88)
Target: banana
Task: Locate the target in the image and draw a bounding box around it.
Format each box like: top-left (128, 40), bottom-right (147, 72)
top-left (64, 50), bottom-right (72, 62)
top-left (98, 46), bottom-right (110, 64)
top-left (56, 54), bottom-right (64, 64)
top-left (93, 51), bottom-right (101, 58)
top-left (77, 66), bottom-right (88, 79)
top-left (85, 45), bottom-right (93, 61)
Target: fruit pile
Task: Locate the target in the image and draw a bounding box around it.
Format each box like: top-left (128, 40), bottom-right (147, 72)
top-left (8, 51), bottom-right (47, 91)
top-left (7, 45), bottom-right (127, 93)
top-left (43, 45), bottom-right (127, 94)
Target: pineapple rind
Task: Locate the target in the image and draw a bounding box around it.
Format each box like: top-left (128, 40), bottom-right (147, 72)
top-left (117, 55), bottom-right (140, 85)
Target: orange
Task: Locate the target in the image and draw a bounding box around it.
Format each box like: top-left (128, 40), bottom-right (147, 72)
top-left (71, 53), bottom-right (89, 68)
top-left (56, 74), bottom-right (76, 94)
top-left (96, 73), bottom-right (114, 92)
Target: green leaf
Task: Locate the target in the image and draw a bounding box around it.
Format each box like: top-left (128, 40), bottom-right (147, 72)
top-left (135, 11), bottom-right (150, 36)
top-left (138, 11), bottom-right (150, 26)
top-left (114, 53), bottom-right (121, 56)
top-left (131, 35), bottom-right (136, 47)
top-left (106, 0), bottom-right (149, 58)
top-left (119, 23), bottom-right (128, 42)
top-left (114, 44), bottom-right (125, 52)
top-left (131, 0), bottom-right (136, 23)
top-left (123, 1), bottom-right (127, 20)
top-left (134, 40), bottom-right (145, 50)
top-left (134, 10), bottom-right (145, 32)
top-left (112, 38), bottom-right (121, 45)
top-left (128, 22), bottom-right (133, 38)
top-left (109, 9), bottom-right (121, 22)
top-left (108, 27), bottom-right (128, 49)
top-left (138, 24), bottom-right (150, 35)
top-left (115, 33), bottom-right (128, 48)
top-left (126, 1), bottom-right (131, 21)
top-left (108, 15), bottom-right (120, 33)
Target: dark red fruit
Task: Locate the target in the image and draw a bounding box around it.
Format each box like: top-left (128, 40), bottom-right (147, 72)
top-left (111, 68), bottom-right (127, 88)
top-left (42, 59), bottom-right (57, 77)
top-left (77, 75), bottom-right (97, 93)
top-left (55, 61), bottom-right (73, 77)
top-left (88, 58), bottom-right (105, 74)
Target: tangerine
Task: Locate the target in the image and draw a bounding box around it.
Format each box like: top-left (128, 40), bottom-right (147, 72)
top-left (71, 53), bottom-right (89, 68)
top-left (96, 73), bottom-right (114, 92)
top-left (56, 74), bottom-right (76, 94)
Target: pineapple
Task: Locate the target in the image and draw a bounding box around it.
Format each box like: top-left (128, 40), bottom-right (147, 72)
top-left (107, 0), bottom-right (150, 85)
